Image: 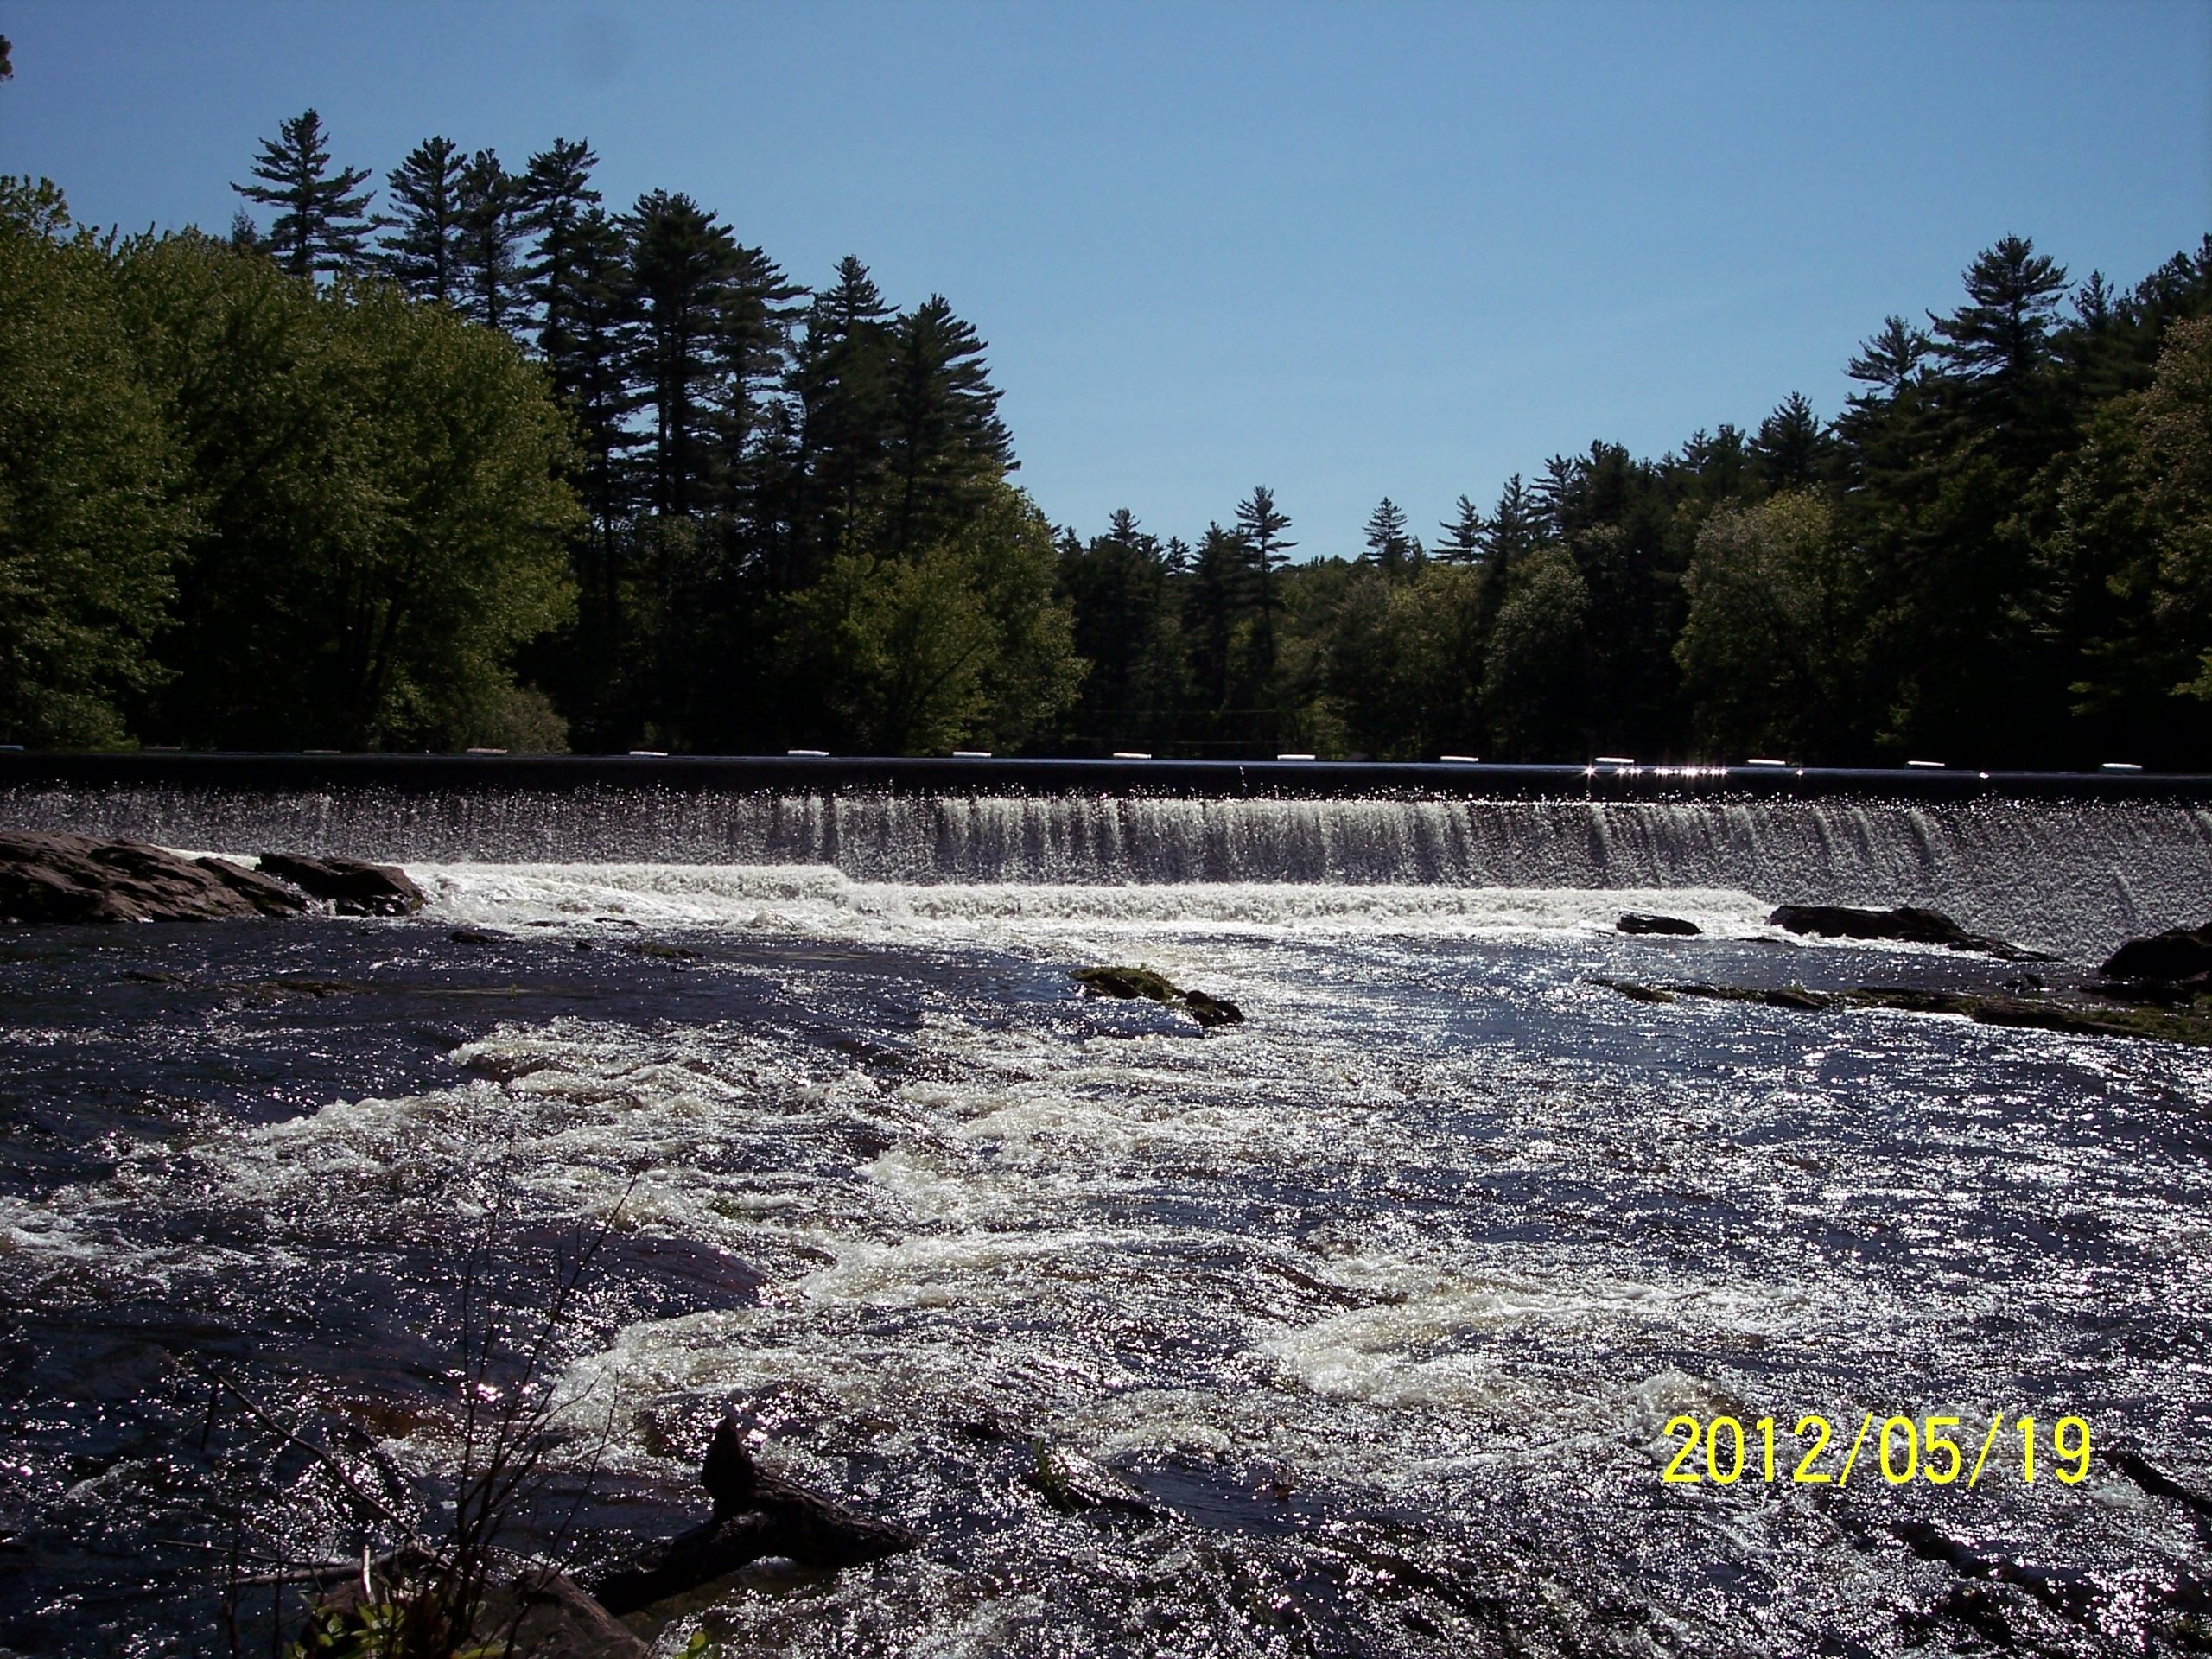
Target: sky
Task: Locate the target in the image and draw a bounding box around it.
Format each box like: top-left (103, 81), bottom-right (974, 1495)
top-left (5, 0), bottom-right (2209, 559)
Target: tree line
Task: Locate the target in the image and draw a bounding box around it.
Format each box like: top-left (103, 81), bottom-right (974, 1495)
top-left (2, 105), bottom-right (2208, 766)
top-left (1058, 238), bottom-right (2212, 768)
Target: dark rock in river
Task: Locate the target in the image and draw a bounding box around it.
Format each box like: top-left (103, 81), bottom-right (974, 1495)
top-left (2099, 923), bottom-right (2212, 985)
top-left (589, 1413), bottom-right (920, 1617)
top-left (257, 852), bottom-right (424, 916)
top-left (1767, 903), bottom-right (2047, 960)
top-left (0, 830), bottom-right (305, 923)
top-left (1073, 964), bottom-right (1245, 1028)
top-left (1618, 912), bottom-right (1700, 936)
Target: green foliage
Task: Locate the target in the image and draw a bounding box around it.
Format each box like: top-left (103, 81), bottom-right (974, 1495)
top-left (111, 235), bottom-right (581, 749)
top-left (0, 179), bottom-right (189, 747)
top-left (779, 483), bottom-right (1080, 753)
top-left (1480, 545), bottom-right (1589, 760)
top-left (1675, 493), bottom-right (1857, 759)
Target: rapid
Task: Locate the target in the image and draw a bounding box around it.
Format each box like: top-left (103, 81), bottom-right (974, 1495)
top-left (3, 774), bottom-right (2209, 1655)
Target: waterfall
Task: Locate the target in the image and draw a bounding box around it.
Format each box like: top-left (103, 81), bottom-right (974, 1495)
top-left (5, 771), bottom-right (2208, 956)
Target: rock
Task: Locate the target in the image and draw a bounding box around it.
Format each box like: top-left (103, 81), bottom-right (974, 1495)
top-left (1618, 912), bottom-right (1700, 936)
top-left (2099, 923), bottom-right (2212, 984)
top-left (588, 1413), bottom-right (920, 1618)
top-left (1072, 964), bottom-right (1245, 1028)
top-left (0, 831), bottom-right (304, 924)
top-left (1766, 903), bottom-right (2048, 960)
top-left (1590, 976), bottom-right (1675, 1003)
top-left (257, 852), bottom-right (424, 916)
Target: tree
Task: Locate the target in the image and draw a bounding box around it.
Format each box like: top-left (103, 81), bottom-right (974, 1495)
top-left (1675, 493), bottom-right (1859, 759)
top-left (1436, 495), bottom-right (1484, 563)
top-left (232, 109), bottom-right (376, 278)
top-left (1480, 546), bottom-right (1589, 760)
top-left (1753, 392), bottom-right (1828, 491)
top-left (516, 139), bottom-right (604, 378)
top-left (455, 149), bottom-right (524, 333)
top-left (626, 190), bottom-right (742, 518)
top-left (1359, 496), bottom-right (1418, 572)
top-left (1058, 509), bottom-right (1182, 753)
top-left (785, 257), bottom-right (894, 582)
top-left (0, 180), bottom-right (188, 746)
top-left (779, 482), bottom-right (1078, 752)
top-left (1232, 485), bottom-right (1294, 732)
top-left (882, 296), bottom-right (1015, 558)
top-left (115, 231), bottom-right (581, 749)
top-left (380, 137), bottom-right (467, 305)
top-left (2049, 315), bottom-right (2212, 764)
top-left (1929, 234), bottom-right (2069, 459)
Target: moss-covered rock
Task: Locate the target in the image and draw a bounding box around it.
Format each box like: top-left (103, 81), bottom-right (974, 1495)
top-left (1071, 965), bottom-right (1245, 1028)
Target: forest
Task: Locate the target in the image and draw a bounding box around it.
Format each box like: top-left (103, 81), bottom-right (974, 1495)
top-left (3, 109), bottom-right (2208, 766)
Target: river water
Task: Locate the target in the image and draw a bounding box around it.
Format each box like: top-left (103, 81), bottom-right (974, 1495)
top-left (3, 807), bottom-right (2212, 1655)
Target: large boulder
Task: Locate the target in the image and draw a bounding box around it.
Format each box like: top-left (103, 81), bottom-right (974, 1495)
top-left (257, 853), bottom-right (425, 916)
top-left (1767, 903), bottom-right (2046, 961)
top-left (2099, 924), bottom-right (2212, 984)
top-left (0, 831), bottom-right (304, 924)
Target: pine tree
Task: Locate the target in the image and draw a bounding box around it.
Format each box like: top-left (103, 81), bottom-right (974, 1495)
top-left (1484, 474), bottom-right (1543, 564)
top-left (1847, 315), bottom-right (1931, 395)
top-left (1931, 235), bottom-right (2069, 392)
top-left (786, 257), bottom-right (895, 581)
top-left (379, 136), bottom-right (467, 305)
top-left (454, 149), bottom-right (523, 332)
top-left (517, 138), bottom-right (604, 374)
top-left (1436, 495), bottom-right (1485, 563)
top-left (232, 109), bottom-right (376, 279)
top-left (626, 190), bottom-right (743, 517)
top-left (1360, 497), bottom-right (1417, 572)
top-left (883, 296), bottom-right (1016, 558)
top-left (1752, 392), bottom-right (1827, 491)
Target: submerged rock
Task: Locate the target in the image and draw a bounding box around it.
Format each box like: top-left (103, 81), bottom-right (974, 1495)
top-left (0, 830), bottom-right (305, 924)
top-left (1591, 976), bottom-right (2212, 1046)
top-left (1617, 912), bottom-right (1701, 936)
top-left (588, 1413), bottom-right (920, 1617)
top-left (1072, 964), bottom-right (1245, 1028)
top-left (257, 852), bottom-right (425, 916)
top-left (1766, 903), bottom-right (2047, 960)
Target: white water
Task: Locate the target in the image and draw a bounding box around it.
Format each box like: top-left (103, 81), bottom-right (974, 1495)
top-left (10, 782), bottom-right (2209, 953)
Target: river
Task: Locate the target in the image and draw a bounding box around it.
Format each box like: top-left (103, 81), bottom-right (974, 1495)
top-left (3, 775), bottom-right (2209, 1655)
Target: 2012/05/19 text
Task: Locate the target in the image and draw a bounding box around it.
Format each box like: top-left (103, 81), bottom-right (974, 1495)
top-left (1660, 1412), bottom-right (2091, 1488)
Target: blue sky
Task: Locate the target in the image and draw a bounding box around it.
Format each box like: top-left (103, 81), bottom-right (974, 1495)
top-left (5, 0), bottom-right (2209, 558)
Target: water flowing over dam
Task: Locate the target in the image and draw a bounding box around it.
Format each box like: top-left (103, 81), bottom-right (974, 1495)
top-left (4, 754), bottom-right (2210, 1656)
top-left (5, 753), bottom-right (2211, 956)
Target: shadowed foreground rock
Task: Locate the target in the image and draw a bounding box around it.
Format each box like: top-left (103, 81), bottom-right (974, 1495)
top-left (1767, 903), bottom-right (2048, 960)
top-left (587, 1415), bottom-right (921, 1618)
top-left (304, 1560), bottom-right (647, 1659)
top-left (257, 853), bottom-right (425, 915)
top-left (1072, 964), bottom-right (1245, 1028)
top-left (0, 830), bottom-right (305, 923)
top-left (2099, 923), bottom-right (2212, 988)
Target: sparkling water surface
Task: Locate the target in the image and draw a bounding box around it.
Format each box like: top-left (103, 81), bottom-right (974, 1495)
top-left (3, 863), bottom-right (2209, 1656)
